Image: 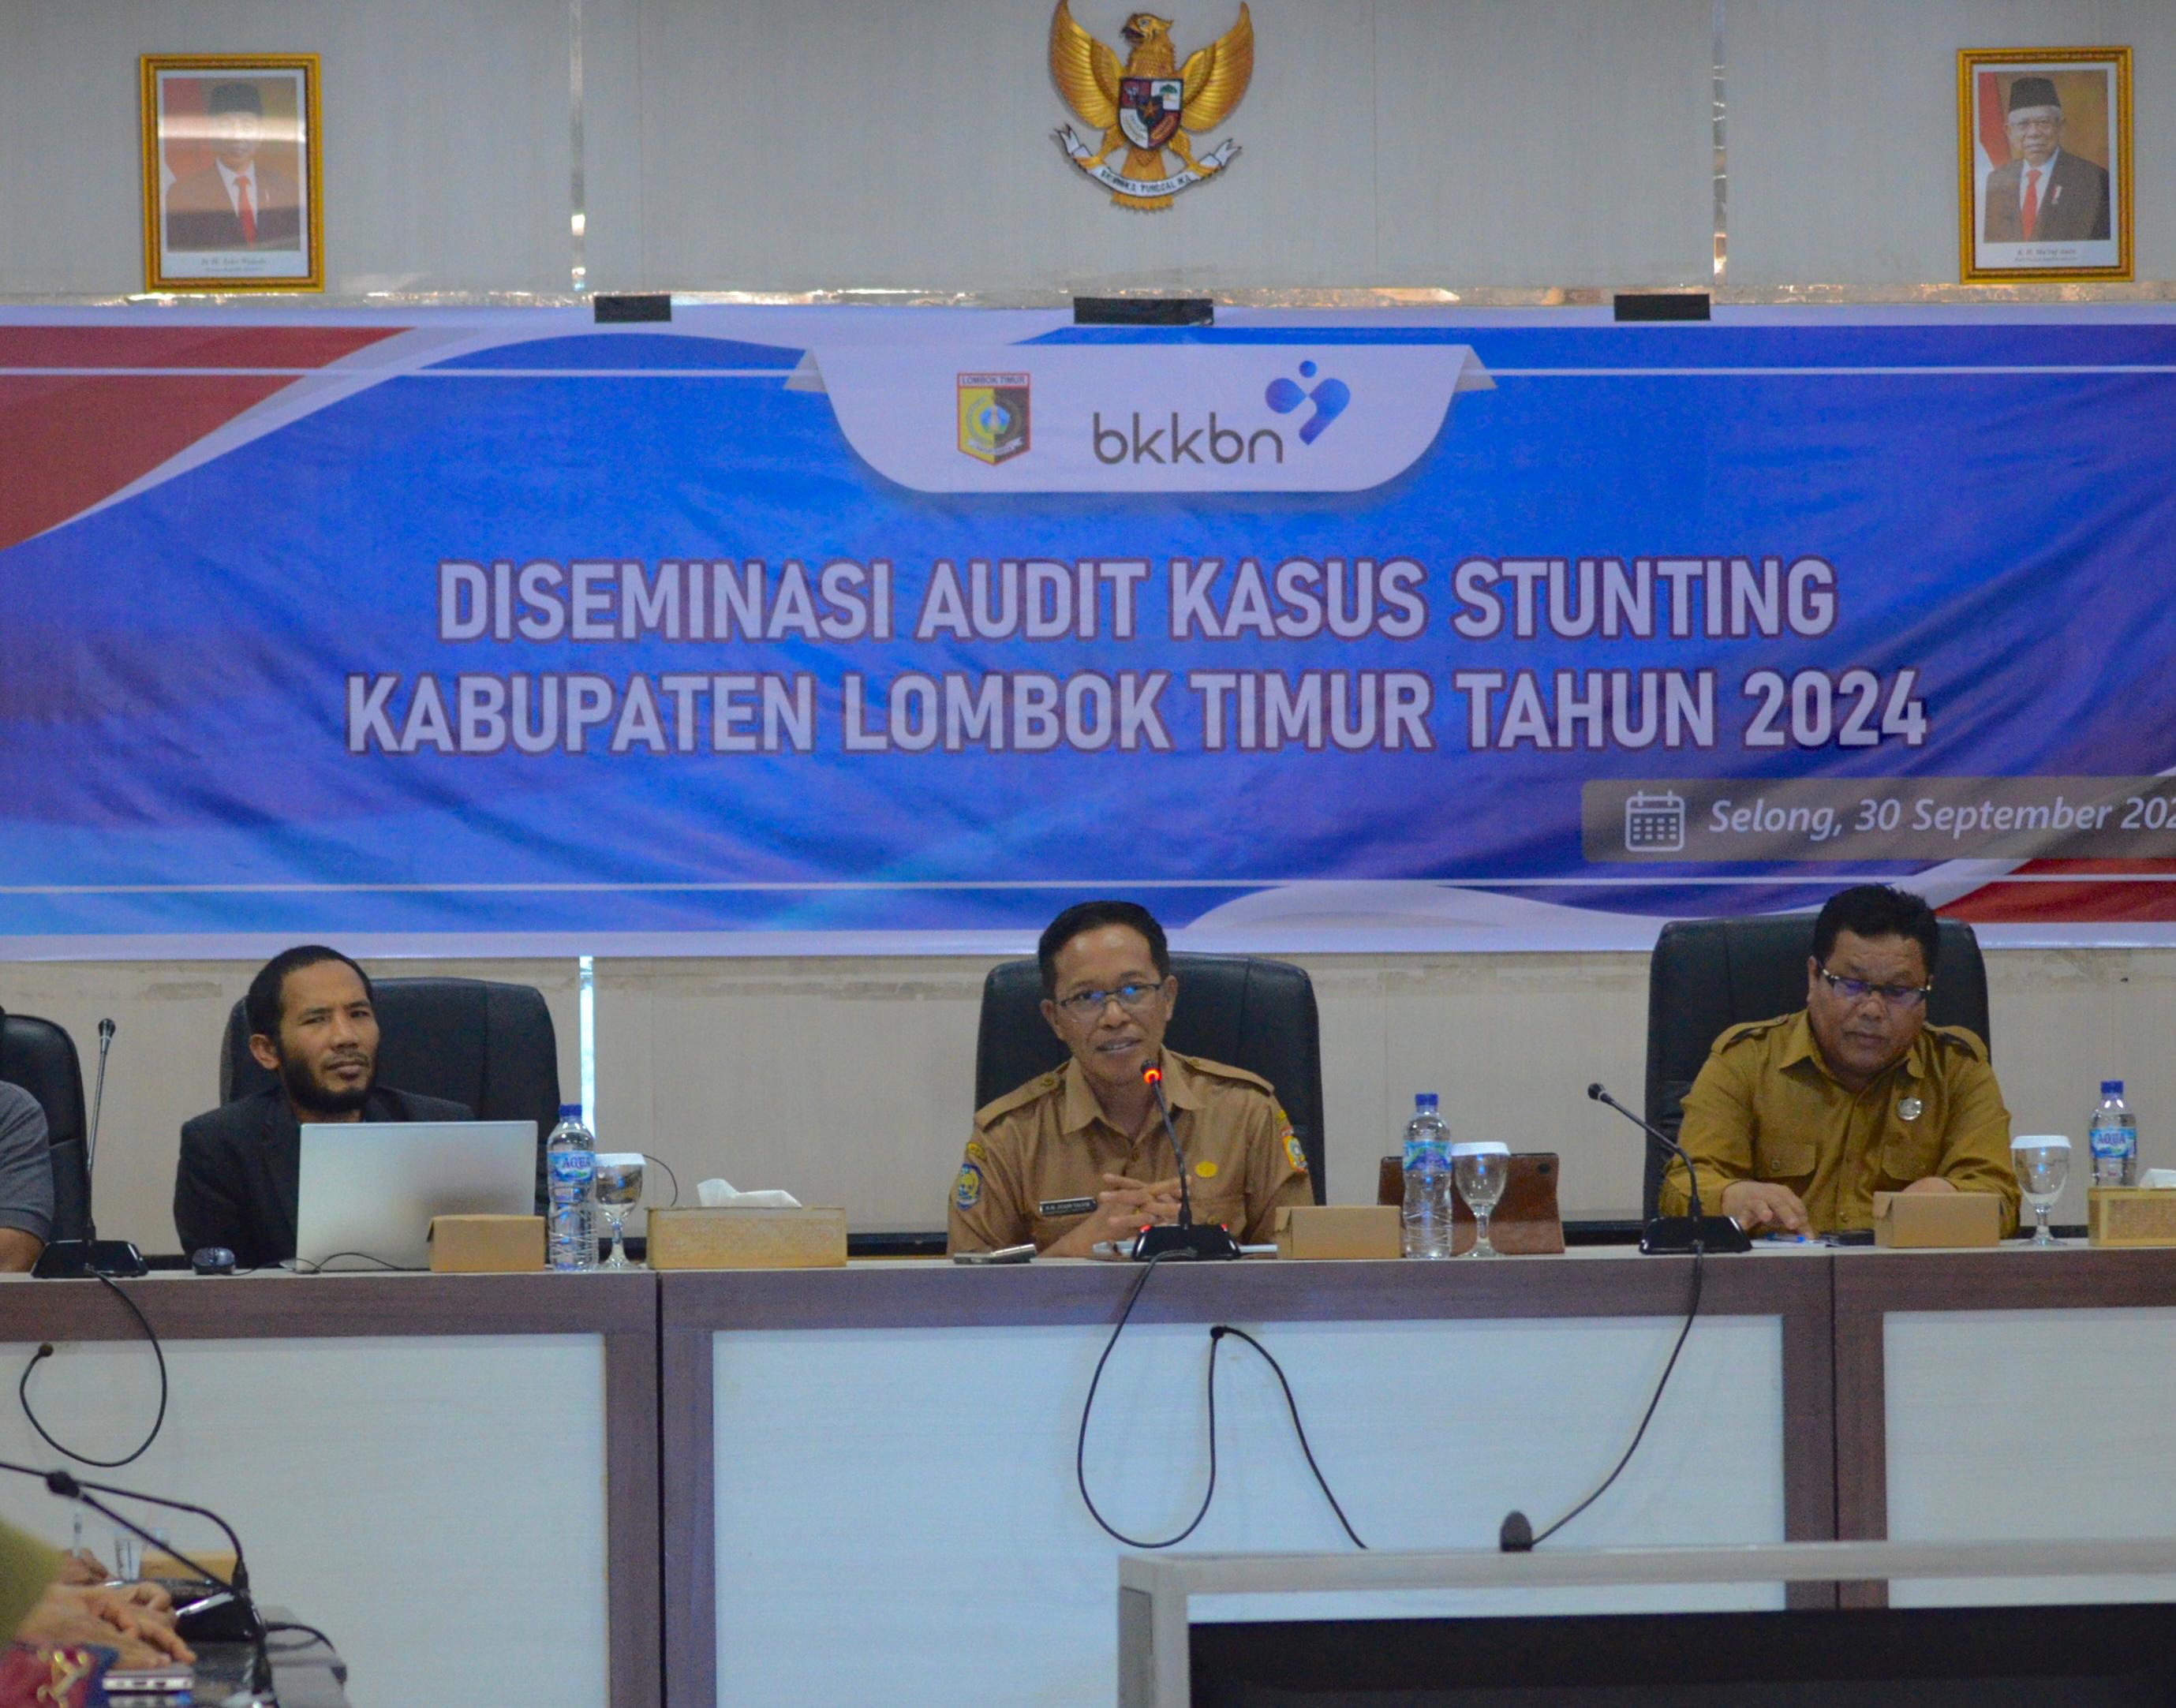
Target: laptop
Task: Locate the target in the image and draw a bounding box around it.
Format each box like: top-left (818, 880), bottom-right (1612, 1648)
top-left (295, 1120), bottom-right (537, 1270)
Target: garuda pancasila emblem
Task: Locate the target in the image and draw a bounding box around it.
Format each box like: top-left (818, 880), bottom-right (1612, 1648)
top-left (1050, 2), bottom-right (1254, 211)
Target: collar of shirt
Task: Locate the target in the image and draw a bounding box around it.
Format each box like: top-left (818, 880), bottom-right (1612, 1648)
top-left (1056, 1048), bottom-right (1202, 1138)
top-left (216, 159), bottom-right (259, 206)
top-left (2018, 149), bottom-right (2062, 198)
top-left (1774, 1007), bottom-right (1928, 1091)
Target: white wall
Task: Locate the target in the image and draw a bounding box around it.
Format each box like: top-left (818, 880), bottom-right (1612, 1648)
top-left (4, 0), bottom-right (2170, 298)
top-left (6, 945), bottom-right (2169, 1255)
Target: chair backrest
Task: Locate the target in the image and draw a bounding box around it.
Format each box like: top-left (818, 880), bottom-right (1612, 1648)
top-left (1641, 914), bottom-right (1991, 1219)
top-left (974, 953), bottom-right (1327, 1204)
top-left (221, 977), bottom-right (562, 1210)
top-left (0, 1011), bottom-right (90, 1244)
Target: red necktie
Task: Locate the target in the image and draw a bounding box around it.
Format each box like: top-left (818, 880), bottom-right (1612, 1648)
top-left (235, 174), bottom-right (257, 244)
top-left (2021, 167), bottom-right (2041, 241)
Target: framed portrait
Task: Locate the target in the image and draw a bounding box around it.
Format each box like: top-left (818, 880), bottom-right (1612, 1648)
top-left (140, 54), bottom-right (323, 293)
top-left (1957, 47), bottom-right (2132, 283)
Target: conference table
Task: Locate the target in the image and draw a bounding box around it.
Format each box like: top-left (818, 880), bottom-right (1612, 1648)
top-left (2, 1243), bottom-right (2174, 1708)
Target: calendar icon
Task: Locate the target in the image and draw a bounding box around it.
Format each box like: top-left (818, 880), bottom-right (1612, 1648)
top-left (1623, 790), bottom-right (1686, 853)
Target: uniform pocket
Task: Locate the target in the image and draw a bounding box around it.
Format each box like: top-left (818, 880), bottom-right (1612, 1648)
top-left (1754, 1139), bottom-right (1817, 1184)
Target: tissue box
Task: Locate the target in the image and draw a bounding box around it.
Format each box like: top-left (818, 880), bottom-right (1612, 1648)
top-left (2088, 1188), bottom-right (2176, 1248)
top-left (1871, 1190), bottom-right (2003, 1248)
top-left (646, 1205), bottom-right (847, 1269)
top-left (428, 1214), bottom-right (544, 1272)
top-left (1273, 1205), bottom-right (1401, 1260)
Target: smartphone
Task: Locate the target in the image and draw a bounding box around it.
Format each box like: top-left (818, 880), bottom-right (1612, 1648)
top-left (952, 1243), bottom-right (1035, 1265)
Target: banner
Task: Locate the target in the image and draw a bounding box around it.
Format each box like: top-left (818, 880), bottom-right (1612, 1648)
top-left (4, 305), bottom-right (2175, 957)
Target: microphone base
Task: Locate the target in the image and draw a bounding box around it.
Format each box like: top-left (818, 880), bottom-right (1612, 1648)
top-left (1639, 1216), bottom-right (1752, 1255)
top-left (174, 1589), bottom-right (261, 1646)
top-left (1131, 1222), bottom-right (1243, 1261)
top-left (33, 1238), bottom-right (148, 1279)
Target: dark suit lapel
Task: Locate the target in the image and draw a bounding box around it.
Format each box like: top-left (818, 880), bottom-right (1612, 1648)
top-left (261, 1091), bottom-right (303, 1255)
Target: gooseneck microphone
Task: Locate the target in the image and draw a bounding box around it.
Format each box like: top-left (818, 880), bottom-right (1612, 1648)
top-left (1587, 1082), bottom-right (1751, 1256)
top-left (33, 1017), bottom-right (148, 1279)
top-left (1129, 1063), bottom-right (1242, 1261)
top-left (0, 1456), bottom-right (273, 1691)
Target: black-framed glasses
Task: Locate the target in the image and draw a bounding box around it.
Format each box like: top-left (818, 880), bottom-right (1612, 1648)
top-left (1053, 981), bottom-right (1165, 1022)
top-left (1815, 966), bottom-right (1931, 1010)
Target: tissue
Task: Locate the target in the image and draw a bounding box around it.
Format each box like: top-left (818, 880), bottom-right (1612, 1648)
top-left (694, 1178), bottom-right (804, 1209)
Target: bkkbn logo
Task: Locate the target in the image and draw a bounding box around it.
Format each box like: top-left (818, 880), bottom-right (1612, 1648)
top-left (958, 372), bottom-right (1031, 464)
top-left (1091, 410), bottom-right (1284, 466)
top-left (1263, 361), bottom-right (1350, 444)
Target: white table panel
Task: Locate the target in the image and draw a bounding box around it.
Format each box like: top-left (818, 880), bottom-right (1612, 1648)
top-left (712, 1314), bottom-right (1786, 1707)
top-left (1886, 1306), bottom-right (2176, 1607)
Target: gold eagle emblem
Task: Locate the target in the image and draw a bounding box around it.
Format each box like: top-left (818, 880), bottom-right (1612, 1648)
top-left (1050, 2), bottom-right (1254, 211)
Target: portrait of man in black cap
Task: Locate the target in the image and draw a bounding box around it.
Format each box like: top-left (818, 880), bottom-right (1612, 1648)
top-left (163, 79), bottom-right (304, 252)
top-left (1981, 73), bottom-right (2111, 245)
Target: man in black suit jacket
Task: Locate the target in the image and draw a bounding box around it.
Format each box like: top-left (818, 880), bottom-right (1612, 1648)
top-left (1983, 75), bottom-right (2111, 244)
top-left (174, 946), bottom-right (469, 1266)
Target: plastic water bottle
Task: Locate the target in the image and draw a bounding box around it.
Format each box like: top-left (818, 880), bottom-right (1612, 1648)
top-left (546, 1103), bottom-right (598, 1271)
top-left (1401, 1093), bottom-right (1453, 1259)
top-left (2089, 1080), bottom-right (2137, 1189)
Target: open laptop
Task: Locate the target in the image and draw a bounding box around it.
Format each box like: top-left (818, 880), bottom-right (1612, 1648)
top-left (295, 1119), bottom-right (537, 1270)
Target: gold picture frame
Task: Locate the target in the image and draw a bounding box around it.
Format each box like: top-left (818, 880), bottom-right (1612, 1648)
top-left (1957, 47), bottom-right (2132, 284)
top-left (140, 54), bottom-right (323, 293)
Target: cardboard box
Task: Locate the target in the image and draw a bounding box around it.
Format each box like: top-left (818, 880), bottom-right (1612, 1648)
top-left (1273, 1204), bottom-right (1401, 1261)
top-left (646, 1205), bottom-right (848, 1270)
top-left (427, 1213), bottom-right (544, 1273)
top-left (1871, 1190), bottom-right (2003, 1248)
top-left (2088, 1188), bottom-right (2176, 1248)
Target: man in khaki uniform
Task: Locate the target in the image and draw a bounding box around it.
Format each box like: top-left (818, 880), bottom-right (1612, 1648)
top-left (1659, 884), bottom-right (2018, 1237)
top-left (949, 900), bottom-right (1312, 1256)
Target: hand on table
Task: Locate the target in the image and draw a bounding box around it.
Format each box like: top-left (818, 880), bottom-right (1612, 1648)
top-left (55, 1550), bottom-right (172, 1614)
top-left (17, 1582), bottom-right (195, 1666)
top-left (1049, 1174), bottom-right (1184, 1256)
top-left (1719, 1179), bottom-right (1811, 1235)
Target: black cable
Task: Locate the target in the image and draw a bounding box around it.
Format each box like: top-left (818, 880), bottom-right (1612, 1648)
top-left (18, 1273), bottom-right (168, 1468)
top-left (1076, 1257), bottom-right (1369, 1552)
top-left (1077, 1254), bottom-right (1220, 1549)
top-left (641, 1153), bottom-right (681, 1207)
top-left (292, 1250), bottom-right (417, 1273)
top-left (264, 1619), bottom-right (337, 1652)
top-left (1210, 1325), bottom-right (1367, 1549)
top-left (1527, 1243), bottom-right (1707, 1549)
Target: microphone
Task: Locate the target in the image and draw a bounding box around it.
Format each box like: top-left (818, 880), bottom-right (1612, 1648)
top-left (35, 1017), bottom-right (147, 1279)
top-left (1129, 1061), bottom-right (1241, 1261)
top-left (0, 1456), bottom-right (272, 1689)
top-left (1587, 1082), bottom-right (1752, 1256)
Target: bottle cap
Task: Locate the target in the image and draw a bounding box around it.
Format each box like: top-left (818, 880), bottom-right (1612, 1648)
top-left (2102, 1080), bottom-right (2124, 1096)
top-left (1415, 1093), bottom-right (1439, 1110)
top-left (558, 1103), bottom-right (584, 1120)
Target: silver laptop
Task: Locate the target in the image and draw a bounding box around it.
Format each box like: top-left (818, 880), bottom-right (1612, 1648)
top-left (295, 1120), bottom-right (537, 1270)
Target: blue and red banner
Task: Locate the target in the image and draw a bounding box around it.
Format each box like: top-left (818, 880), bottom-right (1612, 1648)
top-left (4, 304), bottom-right (2174, 956)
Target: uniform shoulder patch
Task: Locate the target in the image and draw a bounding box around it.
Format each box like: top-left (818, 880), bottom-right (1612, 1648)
top-left (1273, 1101), bottom-right (1308, 1173)
top-left (1712, 1014), bottom-right (1793, 1056)
top-left (954, 1162), bottom-right (985, 1210)
top-left (1177, 1052), bottom-right (1273, 1095)
top-left (1921, 1022), bottom-right (1991, 1063)
top-left (973, 1069), bottom-right (1063, 1130)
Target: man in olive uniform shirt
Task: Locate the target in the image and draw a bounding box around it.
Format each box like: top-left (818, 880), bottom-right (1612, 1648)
top-left (1659, 884), bottom-right (2018, 1236)
top-left (949, 900), bottom-right (1312, 1256)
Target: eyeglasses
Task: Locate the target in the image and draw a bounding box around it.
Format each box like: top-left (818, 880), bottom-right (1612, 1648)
top-left (1053, 981), bottom-right (1165, 1022)
top-left (1815, 966), bottom-right (1931, 1010)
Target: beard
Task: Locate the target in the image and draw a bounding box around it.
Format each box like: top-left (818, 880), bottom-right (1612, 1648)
top-left (279, 1049), bottom-right (374, 1117)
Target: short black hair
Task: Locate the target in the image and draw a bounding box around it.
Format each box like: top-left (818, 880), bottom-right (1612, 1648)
top-left (1037, 900), bottom-right (1171, 997)
top-left (1811, 884), bottom-right (1940, 976)
top-left (245, 944), bottom-right (375, 1040)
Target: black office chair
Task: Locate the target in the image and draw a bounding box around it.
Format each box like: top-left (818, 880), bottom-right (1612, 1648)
top-left (974, 953), bottom-right (1327, 1204)
top-left (0, 1011), bottom-right (91, 1244)
top-left (220, 977), bottom-right (563, 1211)
top-left (1641, 914), bottom-right (1991, 1219)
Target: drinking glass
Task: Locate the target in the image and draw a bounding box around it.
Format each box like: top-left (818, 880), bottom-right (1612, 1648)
top-left (1453, 1142), bottom-right (1512, 1258)
top-left (593, 1153), bottom-right (647, 1269)
top-left (2010, 1134), bottom-right (2070, 1249)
